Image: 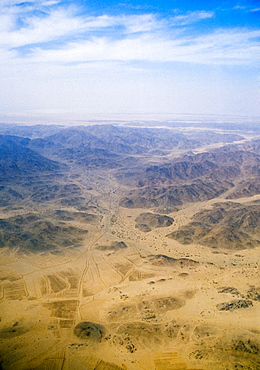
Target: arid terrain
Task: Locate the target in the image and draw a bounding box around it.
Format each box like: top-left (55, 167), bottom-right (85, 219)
top-left (0, 122), bottom-right (259, 370)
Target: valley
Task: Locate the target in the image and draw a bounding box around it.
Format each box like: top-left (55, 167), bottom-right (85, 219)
top-left (0, 123), bottom-right (259, 370)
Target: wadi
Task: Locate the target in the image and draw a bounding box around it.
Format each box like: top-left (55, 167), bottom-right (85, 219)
top-left (0, 122), bottom-right (259, 370)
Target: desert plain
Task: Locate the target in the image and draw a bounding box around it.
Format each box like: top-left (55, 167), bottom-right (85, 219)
top-left (0, 122), bottom-right (259, 370)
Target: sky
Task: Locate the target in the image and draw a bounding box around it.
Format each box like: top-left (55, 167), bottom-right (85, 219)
top-left (0, 0), bottom-right (259, 123)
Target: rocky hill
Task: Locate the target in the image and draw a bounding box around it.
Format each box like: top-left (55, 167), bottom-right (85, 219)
top-left (0, 210), bottom-right (100, 254)
top-left (0, 135), bottom-right (63, 177)
top-left (135, 212), bottom-right (174, 232)
top-left (118, 142), bottom-right (260, 208)
top-left (167, 201), bottom-right (260, 250)
top-left (0, 125), bottom-right (245, 171)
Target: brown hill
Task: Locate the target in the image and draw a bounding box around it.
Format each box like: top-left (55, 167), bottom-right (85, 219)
top-left (120, 180), bottom-right (231, 209)
top-left (135, 213), bottom-right (174, 232)
top-left (146, 254), bottom-right (199, 267)
top-left (119, 141), bottom-right (260, 208)
top-left (118, 147), bottom-right (254, 188)
top-left (167, 202), bottom-right (260, 250)
top-left (0, 211), bottom-right (98, 253)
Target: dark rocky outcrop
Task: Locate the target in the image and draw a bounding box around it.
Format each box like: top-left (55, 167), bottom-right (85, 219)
top-left (216, 300), bottom-right (253, 311)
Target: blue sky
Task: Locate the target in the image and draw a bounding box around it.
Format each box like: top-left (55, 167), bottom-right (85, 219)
top-left (0, 0), bottom-right (259, 122)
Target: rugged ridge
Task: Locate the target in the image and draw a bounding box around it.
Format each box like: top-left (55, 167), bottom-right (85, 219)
top-left (0, 135), bottom-right (63, 177)
top-left (167, 201), bottom-right (260, 250)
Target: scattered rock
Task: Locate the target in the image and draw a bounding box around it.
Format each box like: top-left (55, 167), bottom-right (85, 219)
top-left (233, 339), bottom-right (259, 354)
top-left (216, 300), bottom-right (253, 311)
top-left (247, 287), bottom-right (260, 301)
top-left (217, 287), bottom-right (241, 296)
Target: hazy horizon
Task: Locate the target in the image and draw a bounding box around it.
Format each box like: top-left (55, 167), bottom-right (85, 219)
top-left (0, 111), bottom-right (260, 128)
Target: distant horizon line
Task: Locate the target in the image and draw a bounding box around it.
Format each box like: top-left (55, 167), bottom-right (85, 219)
top-left (0, 111), bottom-right (259, 125)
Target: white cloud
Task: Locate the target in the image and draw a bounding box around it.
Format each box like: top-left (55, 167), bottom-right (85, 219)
top-left (0, 2), bottom-right (258, 67)
top-left (1, 0), bottom-right (24, 4)
top-left (233, 4), bottom-right (260, 12)
top-left (170, 11), bottom-right (214, 26)
top-left (14, 27), bottom-right (258, 67)
top-left (0, 6), bottom-right (161, 50)
top-left (233, 5), bottom-right (247, 10)
top-left (1, 0), bottom-right (60, 5)
top-left (121, 14), bottom-right (162, 33)
top-left (0, 6), bottom-right (89, 47)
